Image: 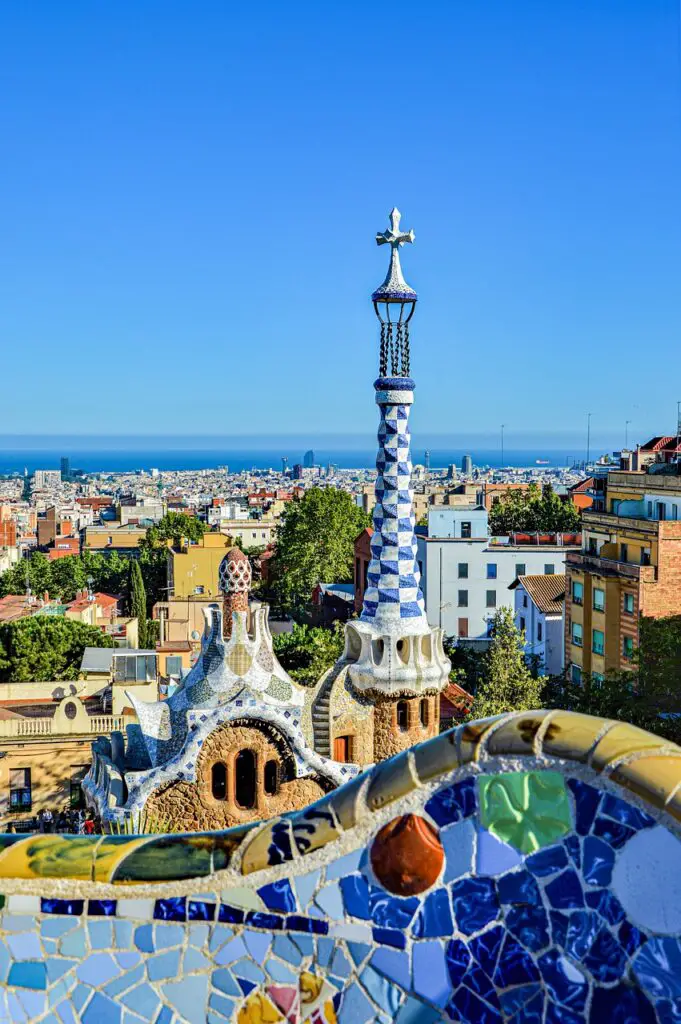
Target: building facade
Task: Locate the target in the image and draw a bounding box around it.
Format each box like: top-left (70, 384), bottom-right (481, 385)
top-left (565, 467), bottom-right (681, 681)
top-left (417, 506), bottom-right (579, 640)
top-left (511, 574), bottom-right (566, 676)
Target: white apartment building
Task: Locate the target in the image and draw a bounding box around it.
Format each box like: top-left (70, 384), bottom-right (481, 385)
top-left (510, 574), bottom-right (566, 676)
top-left (33, 469), bottom-right (61, 489)
top-left (416, 507), bottom-right (580, 641)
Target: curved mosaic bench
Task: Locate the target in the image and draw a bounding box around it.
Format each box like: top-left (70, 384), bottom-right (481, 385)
top-left (1, 709), bottom-right (681, 1022)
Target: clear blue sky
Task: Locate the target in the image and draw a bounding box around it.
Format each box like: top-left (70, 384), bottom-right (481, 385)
top-left (1, 1), bottom-right (680, 450)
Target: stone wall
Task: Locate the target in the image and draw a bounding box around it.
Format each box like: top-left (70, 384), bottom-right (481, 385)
top-left (372, 692), bottom-right (439, 761)
top-left (144, 722), bottom-right (326, 830)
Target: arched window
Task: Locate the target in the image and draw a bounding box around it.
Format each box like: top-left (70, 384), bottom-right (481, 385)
top-left (264, 759), bottom-right (278, 796)
top-left (235, 750), bottom-right (257, 809)
top-left (211, 762), bottom-right (227, 801)
top-left (396, 701), bottom-right (409, 732)
top-left (420, 698), bottom-right (429, 728)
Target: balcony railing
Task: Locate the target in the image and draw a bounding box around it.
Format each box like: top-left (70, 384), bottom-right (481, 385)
top-left (0, 715), bottom-right (126, 738)
top-left (566, 551), bottom-right (657, 582)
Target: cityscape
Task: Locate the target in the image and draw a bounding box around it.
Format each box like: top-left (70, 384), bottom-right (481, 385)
top-left (1, 3), bottom-right (681, 1023)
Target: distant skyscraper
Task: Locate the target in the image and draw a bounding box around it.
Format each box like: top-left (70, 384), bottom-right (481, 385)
top-left (281, 457), bottom-right (289, 475)
top-left (303, 449), bottom-right (315, 468)
top-left (60, 457), bottom-right (70, 480)
top-left (461, 454), bottom-right (473, 475)
top-left (292, 464), bottom-right (303, 480)
top-left (447, 464), bottom-right (456, 480)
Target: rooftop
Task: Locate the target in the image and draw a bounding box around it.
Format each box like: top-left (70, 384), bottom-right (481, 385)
top-left (510, 573), bottom-right (566, 614)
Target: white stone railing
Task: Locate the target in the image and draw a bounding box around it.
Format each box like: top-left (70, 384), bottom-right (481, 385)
top-left (0, 715), bottom-right (126, 738)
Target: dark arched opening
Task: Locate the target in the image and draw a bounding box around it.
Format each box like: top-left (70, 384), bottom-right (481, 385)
top-left (264, 759), bottom-right (279, 796)
top-left (235, 750), bottom-right (257, 809)
top-left (420, 698), bottom-right (429, 728)
top-left (211, 762), bottom-right (227, 801)
top-left (397, 700), bottom-right (409, 732)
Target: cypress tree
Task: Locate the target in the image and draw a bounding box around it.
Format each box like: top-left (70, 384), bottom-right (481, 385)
top-left (129, 561), bottom-right (148, 649)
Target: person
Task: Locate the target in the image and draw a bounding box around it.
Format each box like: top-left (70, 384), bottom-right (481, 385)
top-left (42, 808), bottom-right (53, 834)
top-left (83, 815), bottom-right (95, 835)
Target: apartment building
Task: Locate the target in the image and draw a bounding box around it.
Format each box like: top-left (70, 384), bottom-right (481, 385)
top-left (565, 463), bottom-right (681, 682)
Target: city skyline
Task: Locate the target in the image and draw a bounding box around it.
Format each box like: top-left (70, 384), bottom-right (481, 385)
top-left (1, 3), bottom-right (680, 441)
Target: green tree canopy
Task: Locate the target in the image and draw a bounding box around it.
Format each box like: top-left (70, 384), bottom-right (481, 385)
top-left (488, 484), bottom-right (581, 535)
top-left (469, 607), bottom-right (545, 718)
top-left (270, 488), bottom-right (370, 613)
top-left (273, 622), bottom-right (345, 686)
top-left (0, 616), bottom-right (114, 682)
top-left (142, 512), bottom-right (206, 549)
top-left (129, 561), bottom-right (148, 649)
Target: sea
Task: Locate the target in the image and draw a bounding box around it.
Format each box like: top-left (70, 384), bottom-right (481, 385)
top-left (0, 447), bottom-right (584, 475)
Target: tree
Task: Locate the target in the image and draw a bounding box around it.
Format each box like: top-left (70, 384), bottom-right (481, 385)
top-left (470, 607), bottom-right (545, 718)
top-left (142, 512), bottom-right (206, 549)
top-left (270, 488), bottom-right (370, 613)
top-left (129, 561), bottom-right (148, 649)
top-left (0, 617), bottom-right (114, 682)
top-left (488, 484), bottom-right (581, 535)
top-left (273, 622), bottom-right (345, 686)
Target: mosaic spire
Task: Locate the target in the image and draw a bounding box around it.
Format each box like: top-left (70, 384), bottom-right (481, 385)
top-left (360, 210), bottom-right (427, 631)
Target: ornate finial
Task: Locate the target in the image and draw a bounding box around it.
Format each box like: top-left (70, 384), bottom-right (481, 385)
top-left (376, 208), bottom-right (415, 250)
top-left (372, 208), bottom-right (417, 304)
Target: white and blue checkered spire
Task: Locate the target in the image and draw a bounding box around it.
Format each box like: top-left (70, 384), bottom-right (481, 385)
top-left (360, 378), bottom-right (427, 628)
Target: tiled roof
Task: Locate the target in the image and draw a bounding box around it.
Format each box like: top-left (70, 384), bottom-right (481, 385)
top-left (512, 573), bottom-right (565, 613)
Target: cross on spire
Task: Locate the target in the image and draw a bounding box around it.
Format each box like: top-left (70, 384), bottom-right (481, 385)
top-left (376, 207), bottom-right (415, 249)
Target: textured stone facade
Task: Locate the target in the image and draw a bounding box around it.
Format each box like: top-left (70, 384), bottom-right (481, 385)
top-left (372, 692), bottom-right (439, 761)
top-left (144, 723), bottom-right (327, 830)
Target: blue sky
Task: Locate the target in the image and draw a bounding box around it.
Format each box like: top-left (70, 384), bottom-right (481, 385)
top-left (0, 1), bottom-right (680, 450)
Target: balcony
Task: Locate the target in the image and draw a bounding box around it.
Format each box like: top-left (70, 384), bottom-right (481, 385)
top-left (0, 715), bottom-right (127, 739)
top-left (582, 509), bottom-right (661, 538)
top-left (566, 550), bottom-right (657, 582)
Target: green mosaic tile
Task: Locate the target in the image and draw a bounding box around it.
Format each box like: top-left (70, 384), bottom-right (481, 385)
top-left (478, 770), bottom-right (572, 854)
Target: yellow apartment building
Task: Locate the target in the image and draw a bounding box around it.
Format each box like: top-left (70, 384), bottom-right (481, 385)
top-left (83, 525), bottom-right (147, 552)
top-left (565, 469), bottom-right (681, 682)
top-left (166, 533), bottom-right (234, 599)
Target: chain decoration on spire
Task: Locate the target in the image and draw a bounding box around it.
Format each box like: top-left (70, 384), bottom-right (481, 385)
top-left (372, 208), bottom-right (417, 378)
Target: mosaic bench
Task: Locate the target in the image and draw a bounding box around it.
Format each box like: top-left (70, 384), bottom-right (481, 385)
top-left (0, 709), bottom-right (680, 1023)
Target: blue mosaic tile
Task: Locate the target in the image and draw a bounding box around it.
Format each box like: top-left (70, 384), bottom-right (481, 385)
top-left (583, 926), bottom-right (627, 982)
top-left (601, 792), bottom-right (655, 831)
top-left (592, 816), bottom-right (635, 849)
top-left (567, 779), bottom-right (601, 835)
top-left (494, 934), bottom-right (540, 988)
top-left (360, 965), bottom-right (402, 1016)
top-left (470, 926), bottom-right (504, 977)
top-left (545, 870), bottom-right (585, 910)
top-left (510, 990), bottom-right (544, 1024)
top-left (446, 937), bottom-right (472, 986)
top-left (187, 901), bottom-right (215, 921)
top-left (563, 833), bottom-right (581, 868)
top-left (425, 776), bottom-right (476, 827)
top-left (81, 992), bottom-right (121, 1024)
top-left (582, 836), bottom-right (614, 886)
top-left (257, 879), bottom-right (296, 913)
top-left (448, 984), bottom-right (503, 1024)
top-left (369, 889), bottom-right (419, 929)
top-left (477, 827), bottom-right (523, 875)
top-left (505, 903), bottom-right (550, 952)
top-left (371, 947), bottom-right (410, 987)
top-left (244, 911), bottom-right (282, 930)
top-left (499, 984), bottom-right (542, 1017)
top-left (590, 982), bottom-right (656, 1022)
top-left (153, 898), bottom-right (186, 922)
top-left (8, 961), bottom-right (48, 990)
top-left (497, 869), bottom-right (540, 905)
top-left (634, 937), bottom-right (681, 999)
top-left (217, 904), bottom-right (244, 925)
top-left (584, 888), bottom-right (625, 925)
top-left (340, 875), bottom-right (370, 919)
top-left (544, 1001), bottom-right (584, 1024)
top-left (286, 914), bottom-right (328, 934)
top-left (526, 843), bottom-right (568, 877)
top-left (148, 948), bottom-right (182, 981)
top-left (565, 910), bottom-right (600, 959)
top-left (372, 927), bottom-right (406, 949)
top-left (537, 950), bottom-right (587, 1012)
top-left (412, 887), bottom-right (453, 937)
top-left (462, 961), bottom-right (500, 1007)
top-left (88, 900), bottom-right (117, 917)
top-left (451, 876), bottom-right (499, 934)
top-left (619, 918), bottom-right (646, 956)
top-left (337, 980), bottom-right (374, 1023)
top-left (41, 899), bottom-right (84, 916)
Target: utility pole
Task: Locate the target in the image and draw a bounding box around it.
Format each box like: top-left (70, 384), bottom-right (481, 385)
top-left (586, 413), bottom-right (592, 470)
top-left (625, 420), bottom-right (631, 450)
top-left (500, 424), bottom-right (505, 469)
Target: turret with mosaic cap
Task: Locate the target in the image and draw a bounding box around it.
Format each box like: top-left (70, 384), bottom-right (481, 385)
top-left (219, 546), bottom-right (251, 638)
top-left (344, 210), bottom-right (450, 699)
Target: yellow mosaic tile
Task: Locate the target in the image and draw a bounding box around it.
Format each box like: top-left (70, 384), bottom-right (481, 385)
top-left (326, 772), bottom-right (367, 831)
top-left (365, 750), bottom-right (415, 812)
top-left (608, 754), bottom-right (681, 815)
top-left (412, 730), bottom-right (460, 784)
top-left (457, 715), bottom-right (506, 763)
top-left (241, 817), bottom-right (293, 875)
top-left (92, 836), bottom-right (157, 882)
top-left (0, 834), bottom-right (96, 880)
top-left (590, 721), bottom-right (666, 772)
top-left (290, 804), bottom-right (342, 858)
top-left (485, 711), bottom-right (552, 758)
top-left (237, 992), bottom-right (285, 1022)
top-left (538, 711), bottom-right (607, 764)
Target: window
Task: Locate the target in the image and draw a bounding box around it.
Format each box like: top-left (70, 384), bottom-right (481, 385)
top-left (673, 504), bottom-right (679, 520)
top-left (641, 548), bottom-right (651, 567)
top-left (458, 563), bottom-right (468, 579)
top-left (571, 665), bottom-right (582, 684)
top-left (520, 616), bottom-right (526, 632)
top-left (69, 766), bottom-right (88, 810)
top-left (419, 698), bottom-right (429, 728)
top-left (114, 655), bottom-right (156, 683)
top-left (458, 618), bottom-right (468, 638)
top-left (572, 581), bottom-right (583, 605)
top-left (588, 537), bottom-right (597, 555)
top-left (211, 762), bottom-right (228, 801)
top-left (647, 501), bottom-right (653, 518)
top-left (657, 503), bottom-right (666, 521)
top-left (194, 585), bottom-right (205, 595)
top-left (515, 564), bottom-right (526, 578)
top-left (486, 564), bottom-right (497, 580)
top-left (593, 588), bottom-right (605, 612)
top-left (620, 543), bottom-right (628, 563)
top-left (537, 622), bottom-right (543, 642)
top-left (592, 629), bottom-right (604, 655)
top-left (234, 750), bottom-right (257, 809)
top-left (461, 521), bottom-right (471, 538)
top-left (523, 595), bottom-right (528, 608)
top-left (544, 564), bottom-right (555, 575)
top-left (623, 636), bottom-right (634, 660)
top-left (572, 623), bottom-right (583, 647)
top-left (166, 656), bottom-right (182, 678)
top-left (592, 672), bottom-right (604, 684)
top-left (396, 701), bottom-right (409, 732)
top-left (264, 760), bottom-right (279, 795)
top-left (486, 590), bottom-right (496, 609)
top-left (9, 768), bottom-right (31, 811)
top-left (458, 590), bottom-right (468, 608)
top-left (623, 593), bottom-right (635, 615)
top-left (334, 736), bottom-right (353, 763)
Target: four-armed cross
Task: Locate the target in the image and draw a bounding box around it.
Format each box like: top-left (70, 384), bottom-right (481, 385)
top-left (376, 207), bottom-right (415, 249)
